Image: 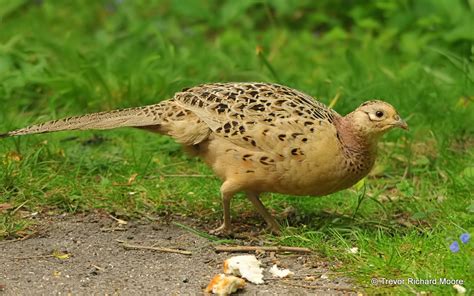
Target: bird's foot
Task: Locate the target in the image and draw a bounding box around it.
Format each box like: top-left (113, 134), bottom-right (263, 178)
top-left (209, 223), bottom-right (232, 236)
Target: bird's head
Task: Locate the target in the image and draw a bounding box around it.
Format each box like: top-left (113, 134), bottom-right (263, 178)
top-left (348, 100), bottom-right (408, 139)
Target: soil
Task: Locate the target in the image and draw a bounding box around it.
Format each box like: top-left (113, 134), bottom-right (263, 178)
top-left (0, 214), bottom-right (356, 295)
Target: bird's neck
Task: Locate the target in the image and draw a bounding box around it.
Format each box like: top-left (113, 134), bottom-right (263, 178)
top-left (334, 114), bottom-right (378, 166)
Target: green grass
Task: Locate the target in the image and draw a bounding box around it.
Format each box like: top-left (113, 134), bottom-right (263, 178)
top-left (0, 1), bottom-right (473, 294)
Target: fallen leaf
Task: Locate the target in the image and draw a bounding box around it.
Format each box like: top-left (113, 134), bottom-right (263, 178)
top-left (6, 151), bottom-right (22, 161)
top-left (127, 173), bottom-right (138, 185)
top-left (52, 250), bottom-right (70, 260)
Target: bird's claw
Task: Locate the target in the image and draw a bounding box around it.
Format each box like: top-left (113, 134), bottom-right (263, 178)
top-left (209, 223), bottom-right (232, 236)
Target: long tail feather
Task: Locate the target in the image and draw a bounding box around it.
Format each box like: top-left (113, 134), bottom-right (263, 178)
top-left (1, 104), bottom-right (164, 138)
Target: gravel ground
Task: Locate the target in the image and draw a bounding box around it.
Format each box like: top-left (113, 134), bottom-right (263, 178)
top-left (0, 214), bottom-right (356, 295)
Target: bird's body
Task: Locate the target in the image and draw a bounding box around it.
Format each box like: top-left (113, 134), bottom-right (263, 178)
top-left (1, 82), bottom-right (407, 234)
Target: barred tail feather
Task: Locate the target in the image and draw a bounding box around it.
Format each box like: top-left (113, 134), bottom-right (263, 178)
top-left (1, 104), bottom-right (164, 138)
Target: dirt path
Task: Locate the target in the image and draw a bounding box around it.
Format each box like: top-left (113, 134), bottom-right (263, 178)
top-left (0, 214), bottom-right (355, 295)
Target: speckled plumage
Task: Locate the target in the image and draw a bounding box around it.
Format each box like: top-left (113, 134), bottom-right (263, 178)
top-left (1, 82), bottom-right (408, 234)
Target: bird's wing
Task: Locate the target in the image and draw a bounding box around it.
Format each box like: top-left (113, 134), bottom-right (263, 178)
top-left (173, 82), bottom-right (340, 156)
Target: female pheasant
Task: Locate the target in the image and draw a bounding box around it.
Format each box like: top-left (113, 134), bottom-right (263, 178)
top-left (1, 82), bottom-right (408, 234)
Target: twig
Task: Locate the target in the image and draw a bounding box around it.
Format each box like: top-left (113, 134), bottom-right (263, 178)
top-left (117, 240), bottom-right (191, 255)
top-left (11, 200), bottom-right (29, 216)
top-left (161, 174), bottom-right (215, 178)
top-left (14, 254), bottom-right (54, 260)
top-left (91, 264), bottom-right (105, 271)
top-left (0, 232), bottom-right (36, 245)
top-left (0, 237), bottom-right (23, 245)
top-left (214, 245), bottom-right (311, 253)
top-left (100, 227), bottom-right (127, 232)
top-left (108, 214), bottom-right (128, 225)
top-left (142, 214), bottom-right (160, 221)
top-left (265, 272), bottom-right (343, 281)
top-left (280, 281), bottom-right (355, 292)
top-left (158, 161), bottom-right (188, 169)
top-left (144, 174), bottom-right (217, 180)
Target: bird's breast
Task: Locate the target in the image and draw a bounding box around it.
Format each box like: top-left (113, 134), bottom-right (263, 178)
top-left (269, 140), bottom-right (376, 196)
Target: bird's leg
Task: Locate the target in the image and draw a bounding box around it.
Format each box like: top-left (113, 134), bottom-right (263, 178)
top-left (246, 192), bottom-right (281, 234)
top-left (210, 186), bottom-right (235, 236)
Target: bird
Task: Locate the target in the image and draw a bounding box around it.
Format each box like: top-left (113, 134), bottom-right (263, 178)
top-left (1, 82), bottom-right (408, 235)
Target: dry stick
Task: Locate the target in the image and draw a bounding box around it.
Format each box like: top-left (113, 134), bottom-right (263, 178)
top-left (117, 240), bottom-right (192, 255)
top-left (144, 173), bottom-right (217, 180)
top-left (100, 227), bottom-right (127, 232)
top-left (10, 200), bottom-right (29, 216)
top-left (214, 246), bottom-right (311, 253)
top-left (108, 214), bottom-right (128, 225)
top-left (281, 281), bottom-right (355, 292)
top-left (265, 273), bottom-right (338, 281)
top-left (13, 254), bottom-right (54, 260)
top-left (0, 237), bottom-right (24, 245)
top-left (161, 174), bottom-right (215, 178)
top-left (91, 264), bottom-right (105, 271)
top-left (0, 233), bottom-right (36, 245)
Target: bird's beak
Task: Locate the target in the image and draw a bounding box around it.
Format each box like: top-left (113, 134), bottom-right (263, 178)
top-left (396, 118), bottom-right (409, 130)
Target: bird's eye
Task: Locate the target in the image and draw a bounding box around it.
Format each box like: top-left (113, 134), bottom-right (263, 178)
top-left (375, 111), bottom-right (384, 118)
